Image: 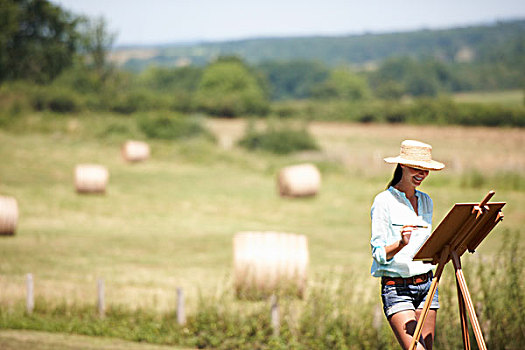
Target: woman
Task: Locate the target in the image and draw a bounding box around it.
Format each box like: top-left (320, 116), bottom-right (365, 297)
top-left (370, 140), bottom-right (444, 350)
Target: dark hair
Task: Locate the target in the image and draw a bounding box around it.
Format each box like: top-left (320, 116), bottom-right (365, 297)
top-left (387, 164), bottom-right (403, 189)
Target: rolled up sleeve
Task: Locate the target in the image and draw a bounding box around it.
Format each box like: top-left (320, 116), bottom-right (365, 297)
top-left (370, 197), bottom-right (391, 265)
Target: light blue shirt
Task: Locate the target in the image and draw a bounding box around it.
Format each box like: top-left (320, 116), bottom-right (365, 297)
top-left (370, 186), bottom-right (436, 278)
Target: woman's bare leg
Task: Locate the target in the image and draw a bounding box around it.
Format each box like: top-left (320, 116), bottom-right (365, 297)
top-left (416, 309), bottom-right (437, 350)
top-left (388, 310), bottom-right (428, 350)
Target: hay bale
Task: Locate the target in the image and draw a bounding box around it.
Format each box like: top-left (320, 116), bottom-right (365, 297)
top-left (233, 231), bottom-right (309, 298)
top-left (121, 140), bottom-right (150, 162)
top-left (0, 196), bottom-right (18, 235)
top-left (277, 163), bottom-right (321, 197)
top-left (74, 164), bottom-right (109, 194)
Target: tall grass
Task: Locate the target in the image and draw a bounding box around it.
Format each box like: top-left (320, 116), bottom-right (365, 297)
top-left (473, 230), bottom-right (524, 349)
top-left (1, 231), bottom-right (522, 349)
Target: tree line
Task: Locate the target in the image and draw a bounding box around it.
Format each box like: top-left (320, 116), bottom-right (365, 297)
top-left (0, 0), bottom-right (524, 127)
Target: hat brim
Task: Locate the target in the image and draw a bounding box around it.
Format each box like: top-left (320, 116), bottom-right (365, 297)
top-left (384, 156), bottom-right (445, 171)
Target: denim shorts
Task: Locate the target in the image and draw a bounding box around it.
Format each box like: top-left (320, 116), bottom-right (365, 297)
top-left (381, 276), bottom-right (439, 318)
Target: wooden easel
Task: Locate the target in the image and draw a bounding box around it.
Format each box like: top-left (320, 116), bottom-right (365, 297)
top-left (409, 191), bottom-right (505, 350)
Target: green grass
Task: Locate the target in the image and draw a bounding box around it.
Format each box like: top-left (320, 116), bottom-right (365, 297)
top-left (0, 330), bottom-right (192, 350)
top-left (0, 112), bottom-right (524, 348)
top-left (0, 239), bottom-right (522, 349)
top-left (452, 89), bottom-right (524, 106)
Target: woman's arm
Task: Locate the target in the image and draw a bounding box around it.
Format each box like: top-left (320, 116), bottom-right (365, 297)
top-left (371, 196), bottom-right (392, 264)
top-left (385, 226), bottom-right (412, 260)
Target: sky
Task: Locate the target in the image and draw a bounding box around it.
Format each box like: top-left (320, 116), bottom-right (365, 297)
top-left (51, 0), bottom-right (525, 46)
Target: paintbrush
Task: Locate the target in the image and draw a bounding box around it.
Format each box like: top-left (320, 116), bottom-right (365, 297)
top-left (392, 223), bottom-right (428, 229)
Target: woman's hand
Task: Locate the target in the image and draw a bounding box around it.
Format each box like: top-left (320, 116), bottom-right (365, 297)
top-left (399, 226), bottom-right (414, 246)
top-left (385, 226), bottom-right (415, 260)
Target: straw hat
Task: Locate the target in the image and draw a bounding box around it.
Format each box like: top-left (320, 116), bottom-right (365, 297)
top-left (384, 140), bottom-right (444, 171)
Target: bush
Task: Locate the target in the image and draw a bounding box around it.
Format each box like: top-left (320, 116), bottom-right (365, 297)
top-left (407, 98), bottom-right (525, 127)
top-left (110, 90), bottom-right (171, 115)
top-left (52, 66), bottom-right (105, 94)
top-left (30, 87), bottom-right (82, 113)
top-left (271, 98), bottom-right (525, 128)
top-left (138, 112), bottom-right (214, 141)
top-left (0, 82), bottom-right (33, 119)
top-left (170, 90), bottom-right (195, 113)
top-left (238, 120), bottom-right (319, 154)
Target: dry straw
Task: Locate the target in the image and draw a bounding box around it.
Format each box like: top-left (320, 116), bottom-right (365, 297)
top-left (0, 196), bottom-right (18, 235)
top-left (121, 140), bottom-right (150, 162)
top-left (233, 231), bottom-right (309, 298)
top-left (277, 163), bottom-right (321, 197)
top-left (74, 164), bottom-right (109, 194)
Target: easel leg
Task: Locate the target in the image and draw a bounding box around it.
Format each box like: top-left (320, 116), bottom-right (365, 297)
top-left (409, 247), bottom-right (450, 350)
top-left (451, 251), bottom-right (487, 350)
top-left (408, 266), bottom-right (444, 350)
top-left (456, 277), bottom-right (470, 350)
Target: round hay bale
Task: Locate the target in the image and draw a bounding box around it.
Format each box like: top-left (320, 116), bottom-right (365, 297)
top-left (121, 140), bottom-right (150, 162)
top-left (277, 163), bottom-right (321, 197)
top-left (0, 196), bottom-right (18, 235)
top-left (74, 164), bottom-right (109, 194)
top-left (233, 231), bottom-right (309, 298)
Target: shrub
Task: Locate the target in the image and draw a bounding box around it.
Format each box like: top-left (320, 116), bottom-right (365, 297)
top-left (48, 92), bottom-right (80, 113)
top-left (273, 98), bottom-right (525, 128)
top-left (238, 120), bottom-right (319, 154)
top-left (29, 87), bottom-right (82, 113)
top-left (0, 82), bottom-right (33, 120)
top-left (110, 90), bottom-right (170, 115)
top-left (0, 111), bottom-right (11, 128)
top-left (52, 66), bottom-right (104, 94)
top-left (170, 91), bottom-right (195, 113)
top-left (138, 112), bottom-right (213, 141)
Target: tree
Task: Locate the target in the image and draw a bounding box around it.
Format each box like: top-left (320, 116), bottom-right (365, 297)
top-left (375, 81), bottom-right (405, 100)
top-left (373, 56), bottom-right (415, 83)
top-left (257, 60), bottom-right (329, 100)
top-left (78, 16), bottom-right (116, 81)
top-left (0, 0), bottom-right (81, 83)
top-left (405, 69), bottom-right (440, 97)
top-left (370, 57), bottom-right (446, 97)
top-left (194, 57), bottom-right (269, 117)
top-left (311, 68), bottom-right (371, 101)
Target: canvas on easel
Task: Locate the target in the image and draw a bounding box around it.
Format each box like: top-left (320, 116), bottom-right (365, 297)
top-left (409, 191), bottom-right (505, 350)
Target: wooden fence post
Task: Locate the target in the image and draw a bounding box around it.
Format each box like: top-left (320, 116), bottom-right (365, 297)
top-left (177, 287), bottom-right (186, 325)
top-left (270, 294), bottom-right (280, 337)
top-left (97, 278), bottom-right (105, 318)
top-left (26, 273), bottom-right (34, 314)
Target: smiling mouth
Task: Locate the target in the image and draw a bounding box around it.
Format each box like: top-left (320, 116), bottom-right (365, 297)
top-left (414, 176), bottom-right (424, 182)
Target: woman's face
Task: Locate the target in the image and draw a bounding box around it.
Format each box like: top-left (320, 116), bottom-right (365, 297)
top-left (401, 165), bottom-right (429, 187)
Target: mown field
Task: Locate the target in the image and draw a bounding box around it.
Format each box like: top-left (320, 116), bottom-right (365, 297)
top-left (452, 89), bottom-right (524, 106)
top-left (0, 113), bottom-right (524, 348)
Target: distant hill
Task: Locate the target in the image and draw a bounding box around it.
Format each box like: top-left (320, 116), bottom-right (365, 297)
top-left (112, 19), bottom-right (525, 71)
